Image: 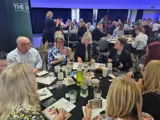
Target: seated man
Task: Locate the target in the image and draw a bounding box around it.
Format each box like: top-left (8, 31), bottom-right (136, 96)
top-left (108, 38), bottom-right (133, 71)
top-left (92, 22), bottom-right (107, 41)
top-left (48, 34), bottom-right (72, 66)
top-left (7, 36), bottom-right (42, 73)
top-left (132, 26), bottom-right (148, 54)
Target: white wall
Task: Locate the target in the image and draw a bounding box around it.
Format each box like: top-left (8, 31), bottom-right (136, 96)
top-left (130, 10), bottom-right (137, 22)
top-left (142, 10), bottom-right (160, 22)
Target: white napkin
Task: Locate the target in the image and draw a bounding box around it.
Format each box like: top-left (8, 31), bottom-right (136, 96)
top-left (37, 87), bottom-right (53, 101)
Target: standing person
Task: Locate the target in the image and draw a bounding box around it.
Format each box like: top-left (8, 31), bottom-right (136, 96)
top-left (84, 76), bottom-right (154, 120)
top-left (42, 11), bottom-right (59, 45)
top-left (100, 15), bottom-right (110, 33)
top-left (7, 36), bottom-right (42, 73)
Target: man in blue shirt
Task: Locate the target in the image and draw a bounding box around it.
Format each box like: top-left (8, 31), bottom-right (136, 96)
top-left (7, 36), bottom-right (42, 73)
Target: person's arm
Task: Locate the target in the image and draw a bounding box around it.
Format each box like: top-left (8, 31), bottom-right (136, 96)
top-left (67, 47), bottom-right (73, 61)
top-left (74, 44), bottom-right (80, 62)
top-left (132, 36), bottom-right (139, 48)
top-left (112, 29), bottom-right (117, 37)
top-left (7, 54), bottom-right (15, 66)
top-left (48, 49), bottom-right (63, 65)
top-left (120, 52), bottom-right (133, 70)
top-left (34, 51), bottom-right (43, 73)
top-left (99, 30), bottom-right (107, 38)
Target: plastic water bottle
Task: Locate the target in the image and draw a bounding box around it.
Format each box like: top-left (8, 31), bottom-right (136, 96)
top-left (107, 63), bottom-right (112, 74)
top-left (76, 63), bottom-right (84, 86)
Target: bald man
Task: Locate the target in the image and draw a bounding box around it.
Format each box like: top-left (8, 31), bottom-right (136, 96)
top-left (7, 36), bottom-right (42, 73)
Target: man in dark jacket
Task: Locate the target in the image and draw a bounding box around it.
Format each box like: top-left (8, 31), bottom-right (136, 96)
top-left (92, 23), bottom-right (107, 41)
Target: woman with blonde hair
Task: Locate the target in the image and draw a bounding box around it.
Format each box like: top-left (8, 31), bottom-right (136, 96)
top-left (0, 63), bottom-right (65, 120)
top-left (85, 76), bottom-right (153, 120)
top-left (138, 60), bottom-right (160, 120)
top-left (42, 11), bottom-right (59, 45)
top-left (74, 31), bottom-right (97, 62)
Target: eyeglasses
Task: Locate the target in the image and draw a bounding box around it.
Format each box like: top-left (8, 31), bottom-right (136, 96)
top-left (22, 42), bottom-right (31, 46)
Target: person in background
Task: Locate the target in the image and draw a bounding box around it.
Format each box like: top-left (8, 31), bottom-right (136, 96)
top-left (0, 52), bottom-right (7, 73)
top-left (0, 63), bottom-right (65, 120)
top-left (127, 41), bottom-right (160, 79)
top-left (108, 38), bottom-right (133, 71)
top-left (152, 20), bottom-right (160, 32)
top-left (143, 25), bottom-right (152, 44)
top-left (68, 20), bottom-right (76, 31)
top-left (73, 19), bottom-right (78, 28)
top-left (112, 23), bottom-right (124, 38)
top-left (84, 76), bottom-right (154, 120)
top-left (78, 22), bottom-right (87, 41)
top-left (132, 26), bottom-right (148, 54)
top-left (48, 34), bottom-right (72, 66)
top-left (42, 11), bottom-right (59, 45)
top-left (100, 15), bottom-right (110, 33)
top-left (137, 60), bottom-right (160, 120)
top-left (7, 36), bottom-right (42, 73)
top-left (86, 22), bottom-right (95, 33)
top-left (108, 21), bottom-right (116, 35)
top-left (65, 19), bottom-right (70, 27)
top-left (74, 32), bottom-right (97, 62)
top-left (92, 22), bottom-right (107, 41)
top-left (132, 22), bottom-right (142, 37)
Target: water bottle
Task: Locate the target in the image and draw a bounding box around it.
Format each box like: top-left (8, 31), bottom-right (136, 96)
top-left (107, 63), bottom-right (112, 74)
top-left (76, 63), bottom-right (84, 86)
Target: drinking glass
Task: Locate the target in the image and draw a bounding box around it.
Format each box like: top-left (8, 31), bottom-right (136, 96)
top-left (54, 66), bottom-right (61, 73)
top-left (56, 81), bottom-right (63, 89)
top-left (69, 90), bottom-right (77, 103)
top-left (102, 67), bottom-right (108, 77)
top-left (80, 85), bottom-right (88, 98)
top-left (58, 72), bottom-right (64, 80)
top-left (94, 89), bottom-right (102, 99)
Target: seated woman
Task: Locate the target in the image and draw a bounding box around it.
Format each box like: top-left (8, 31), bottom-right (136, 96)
top-left (138, 60), bottom-right (160, 120)
top-left (112, 23), bottom-right (124, 38)
top-left (48, 34), bottom-right (72, 66)
top-left (84, 76), bottom-right (154, 120)
top-left (127, 41), bottom-right (160, 78)
top-left (0, 63), bottom-right (64, 120)
top-left (108, 38), bottom-right (133, 70)
top-left (74, 32), bottom-right (97, 63)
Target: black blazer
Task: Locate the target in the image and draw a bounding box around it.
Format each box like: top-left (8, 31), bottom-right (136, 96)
top-left (74, 43), bottom-right (97, 62)
top-left (42, 18), bottom-right (56, 43)
top-left (78, 26), bottom-right (87, 40)
top-left (92, 27), bottom-right (107, 41)
top-left (108, 48), bottom-right (133, 70)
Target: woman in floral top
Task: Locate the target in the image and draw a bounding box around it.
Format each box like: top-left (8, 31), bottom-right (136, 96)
top-left (0, 63), bottom-right (65, 120)
top-left (84, 76), bottom-right (154, 120)
top-left (48, 34), bottom-right (72, 66)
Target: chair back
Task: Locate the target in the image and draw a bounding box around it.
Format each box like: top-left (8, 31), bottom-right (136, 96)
top-left (97, 39), bottom-right (108, 52)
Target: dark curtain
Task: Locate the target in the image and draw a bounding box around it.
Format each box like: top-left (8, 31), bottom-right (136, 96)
top-left (80, 9), bottom-right (93, 23)
top-left (136, 10), bottom-right (143, 21)
top-left (30, 8), bottom-right (71, 34)
top-left (97, 9), bottom-right (128, 22)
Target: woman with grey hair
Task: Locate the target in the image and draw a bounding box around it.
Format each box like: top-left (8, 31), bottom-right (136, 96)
top-left (74, 32), bottom-right (97, 62)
